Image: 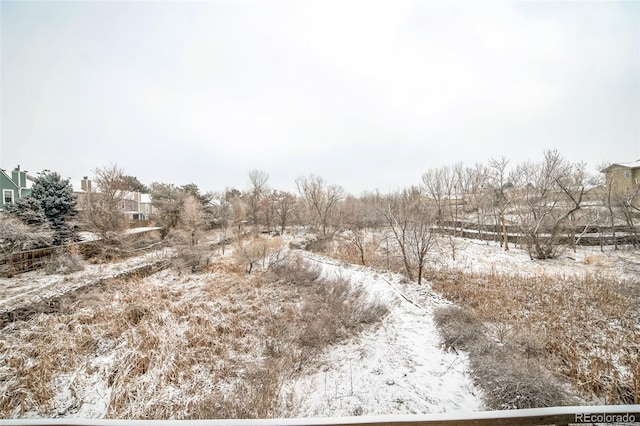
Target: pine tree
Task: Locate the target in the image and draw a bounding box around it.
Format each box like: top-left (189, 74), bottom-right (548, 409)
top-left (30, 171), bottom-right (78, 245)
top-left (5, 196), bottom-right (48, 226)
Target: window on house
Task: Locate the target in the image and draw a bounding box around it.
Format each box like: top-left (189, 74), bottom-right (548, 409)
top-left (625, 170), bottom-right (631, 178)
top-left (3, 189), bottom-right (14, 205)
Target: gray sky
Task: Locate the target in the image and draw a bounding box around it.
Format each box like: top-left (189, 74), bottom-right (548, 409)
top-left (1, 0), bottom-right (639, 195)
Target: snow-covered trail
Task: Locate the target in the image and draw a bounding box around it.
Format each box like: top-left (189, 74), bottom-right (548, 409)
top-left (285, 252), bottom-right (483, 417)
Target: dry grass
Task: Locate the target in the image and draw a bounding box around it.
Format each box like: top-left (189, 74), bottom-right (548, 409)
top-left (431, 269), bottom-right (640, 405)
top-left (0, 254), bottom-right (388, 419)
top-left (44, 251), bottom-right (86, 275)
top-left (434, 306), bottom-right (573, 409)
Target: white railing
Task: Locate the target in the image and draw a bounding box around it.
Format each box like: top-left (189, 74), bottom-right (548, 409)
top-left (1, 405), bottom-right (639, 426)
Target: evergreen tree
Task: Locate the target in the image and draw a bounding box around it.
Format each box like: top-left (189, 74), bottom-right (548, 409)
top-left (122, 175), bottom-right (149, 193)
top-left (5, 196), bottom-right (48, 226)
top-left (30, 171), bottom-right (77, 244)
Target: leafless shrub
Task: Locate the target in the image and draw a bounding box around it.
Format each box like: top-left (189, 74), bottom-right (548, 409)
top-left (174, 247), bottom-right (211, 274)
top-left (471, 350), bottom-right (573, 409)
top-left (82, 238), bottom-right (130, 263)
top-left (305, 238), bottom-right (329, 253)
top-left (166, 230), bottom-right (212, 273)
top-left (233, 234), bottom-right (287, 273)
top-left (350, 295), bottom-right (389, 325)
top-left (433, 306), bottom-right (485, 352)
top-left (129, 231), bottom-right (162, 250)
top-left (298, 276), bottom-right (388, 349)
top-left (44, 250), bottom-right (86, 275)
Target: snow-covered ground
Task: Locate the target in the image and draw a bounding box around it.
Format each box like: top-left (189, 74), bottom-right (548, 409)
top-left (431, 237), bottom-right (640, 280)
top-left (2, 233), bottom-right (636, 418)
top-left (285, 252), bottom-right (483, 417)
top-left (0, 247), bottom-right (174, 315)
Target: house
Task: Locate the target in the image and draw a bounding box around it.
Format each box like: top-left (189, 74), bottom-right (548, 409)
top-left (0, 166), bottom-right (34, 211)
top-left (119, 191), bottom-right (154, 221)
top-left (73, 177), bottom-right (154, 222)
top-left (600, 160), bottom-right (640, 206)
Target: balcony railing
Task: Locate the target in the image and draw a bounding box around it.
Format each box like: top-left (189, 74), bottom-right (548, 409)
top-left (1, 406), bottom-right (639, 426)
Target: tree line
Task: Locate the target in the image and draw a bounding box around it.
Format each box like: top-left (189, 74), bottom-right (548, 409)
top-left (1, 150), bottom-right (639, 281)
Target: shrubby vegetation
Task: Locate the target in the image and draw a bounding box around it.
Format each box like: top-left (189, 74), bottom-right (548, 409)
top-left (2, 150), bottom-right (638, 412)
top-left (0, 255), bottom-right (388, 418)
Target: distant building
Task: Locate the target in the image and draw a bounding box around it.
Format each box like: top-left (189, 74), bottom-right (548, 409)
top-left (600, 160), bottom-right (640, 206)
top-left (0, 165), bottom-right (35, 211)
top-left (119, 191), bottom-right (154, 221)
top-left (72, 177), bottom-right (154, 221)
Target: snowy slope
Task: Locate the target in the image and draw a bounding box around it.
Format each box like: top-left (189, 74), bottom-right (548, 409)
top-left (285, 252), bottom-right (483, 417)
top-left (432, 237), bottom-right (640, 280)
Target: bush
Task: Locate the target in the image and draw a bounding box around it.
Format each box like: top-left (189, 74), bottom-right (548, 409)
top-left (233, 235), bottom-right (287, 274)
top-left (433, 306), bottom-right (485, 352)
top-left (434, 306), bottom-right (573, 409)
top-left (45, 251), bottom-right (85, 275)
top-left (269, 254), bottom-right (321, 285)
top-left (270, 257), bottom-right (389, 350)
top-left (471, 349), bottom-right (573, 409)
top-left (174, 247), bottom-right (211, 274)
top-left (305, 238), bottom-right (330, 253)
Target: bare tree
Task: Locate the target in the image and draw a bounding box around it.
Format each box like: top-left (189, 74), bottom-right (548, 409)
top-left (270, 190), bottom-right (298, 234)
top-left (464, 163), bottom-right (490, 241)
top-left (234, 233), bottom-right (287, 273)
top-left (422, 166), bottom-right (455, 224)
top-left (81, 164), bottom-right (129, 243)
top-left (511, 150), bottom-right (585, 259)
top-left (295, 174), bottom-right (344, 237)
top-left (341, 196), bottom-right (375, 265)
top-left (181, 195), bottom-right (206, 247)
top-left (227, 189), bottom-right (248, 234)
top-left (611, 185), bottom-right (640, 248)
top-left (377, 188), bottom-right (437, 284)
top-left (149, 182), bottom-right (186, 236)
top-left (488, 157), bottom-right (512, 250)
top-left (247, 169), bottom-right (270, 227)
top-left (210, 191), bottom-right (233, 254)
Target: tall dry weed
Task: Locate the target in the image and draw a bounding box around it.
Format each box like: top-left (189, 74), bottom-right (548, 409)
top-left (431, 269), bottom-right (640, 404)
top-left (0, 254), bottom-right (388, 418)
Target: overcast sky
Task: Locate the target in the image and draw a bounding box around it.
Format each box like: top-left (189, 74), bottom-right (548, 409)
top-left (1, 0), bottom-right (638, 195)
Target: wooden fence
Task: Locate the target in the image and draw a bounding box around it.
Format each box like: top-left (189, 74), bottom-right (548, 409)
top-left (0, 228), bottom-right (162, 277)
top-left (436, 220), bottom-right (640, 247)
top-left (0, 405), bottom-right (637, 426)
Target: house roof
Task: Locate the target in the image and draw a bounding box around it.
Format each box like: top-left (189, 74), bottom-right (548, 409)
top-left (0, 169), bottom-right (17, 189)
top-left (600, 160), bottom-right (640, 172)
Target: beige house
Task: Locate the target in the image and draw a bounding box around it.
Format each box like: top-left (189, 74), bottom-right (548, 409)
top-left (73, 177), bottom-right (154, 222)
top-left (600, 160), bottom-right (640, 206)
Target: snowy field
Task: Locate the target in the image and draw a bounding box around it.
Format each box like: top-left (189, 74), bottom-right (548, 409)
top-left (0, 248), bottom-right (175, 316)
top-left (1, 234), bottom-right (637, 418)
top-left (432, 237), bottom-right (640, 280)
